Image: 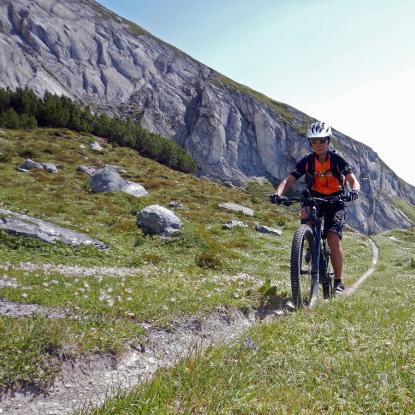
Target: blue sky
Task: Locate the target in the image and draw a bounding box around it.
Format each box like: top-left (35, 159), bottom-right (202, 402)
top-left (99, 0), bottom-right (415, 186)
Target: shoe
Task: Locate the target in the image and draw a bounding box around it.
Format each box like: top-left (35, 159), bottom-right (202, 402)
top-left (334, 280), bottom-right (345, 294)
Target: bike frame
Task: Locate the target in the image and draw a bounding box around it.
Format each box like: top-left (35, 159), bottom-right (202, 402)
top-left (304, 202), bottom-right (324, 288)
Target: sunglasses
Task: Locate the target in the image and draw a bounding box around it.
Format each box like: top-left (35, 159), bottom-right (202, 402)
top-left (310, 138), bottom-right (328, 145)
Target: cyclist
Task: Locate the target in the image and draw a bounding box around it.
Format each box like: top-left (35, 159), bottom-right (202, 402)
top-left (271, 121), bottom-right (360, 294)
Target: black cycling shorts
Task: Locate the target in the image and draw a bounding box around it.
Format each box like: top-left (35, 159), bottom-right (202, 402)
top-left (318, 202), bottom-right (347, 240)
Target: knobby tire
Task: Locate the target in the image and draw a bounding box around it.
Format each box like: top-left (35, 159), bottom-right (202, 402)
top-left (290, 224), bottom-right (319, 308)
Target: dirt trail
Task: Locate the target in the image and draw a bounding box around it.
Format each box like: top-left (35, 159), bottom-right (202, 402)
top-left (0, 239), bottom-right (378, 415)
top-left (344, 239), bottom-right (379, 295)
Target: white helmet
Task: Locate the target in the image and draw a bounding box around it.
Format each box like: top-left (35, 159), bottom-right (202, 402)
top-left (307, 121), bottom-right (332, 139)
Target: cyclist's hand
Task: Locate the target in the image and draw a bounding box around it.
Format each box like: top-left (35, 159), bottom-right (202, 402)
top-left (269, 194), bottom-right (285, 204)
top-left (348, 190), bottom-right (359, 201)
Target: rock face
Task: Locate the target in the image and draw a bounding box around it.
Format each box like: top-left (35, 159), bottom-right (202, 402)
top-left (0, 0), bottom-right (414, 233)
top-left (137, 205), bottom-right (182, 237)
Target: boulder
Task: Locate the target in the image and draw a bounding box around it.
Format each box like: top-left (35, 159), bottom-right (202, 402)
top-left (89, 165), bottom-right (148, 197)
top-left (137, 205), bottom-right (182, 237)
top-left (218, 202), bottom-right (254, 216)
top-left (255, 224), bottom-right (282, 236)
top-left (18, 159), bottom-right (44, 171)
top-left (223, 220), bottom-right (248, 230)
top-left (41, 162), bottom-right (58, 173)
top-left (105, 164), bottom-right (127, 174)
top-left (89, 165), bottom-right (125, 192)
top-left (0, 208), bottom-right (107, 249)
top-left (77, 165), bottom-right (95, 175)
top-left (90, 141), bottom-right (103, 152)
top-left (168, 200), bottom-right (183, 208)
top-left (122, 181), bottom-right (148, 197)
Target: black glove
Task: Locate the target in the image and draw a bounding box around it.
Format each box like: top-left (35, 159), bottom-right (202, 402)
top-left (269, 194), bottom-right (286, 204)
top-left (349, 190), bottom-right (359, 201)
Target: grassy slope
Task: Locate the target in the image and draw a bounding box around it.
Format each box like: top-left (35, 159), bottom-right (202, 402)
top-left (0, 128), bottom-right (370, 391)
top-left (84, 230), bottom-right (415, 415)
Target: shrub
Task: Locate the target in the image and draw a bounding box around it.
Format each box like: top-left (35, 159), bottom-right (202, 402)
top-left (0, 152), bottom-right (11, 163)
top-left (195, 249), bottom-right (223, 269)
top-left (0, 108), bottom-right (21, 129)
top-left (0, 88), bottom-right (197, 174)
top-left (18, 147), bottom-right (38, 159)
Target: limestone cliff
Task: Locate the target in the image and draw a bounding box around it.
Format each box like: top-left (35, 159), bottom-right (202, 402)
top-left (0, 0), bottom-right (413, 233)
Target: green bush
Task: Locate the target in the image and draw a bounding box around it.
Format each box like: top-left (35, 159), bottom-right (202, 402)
top-left (0, 152), bottom-right (11, 163)
top-left (195, 249), bottom-right (223, 269)
top-left (18, 147), bottom-right (38, 159)
top-left (0, 108), bottom-right (21, 129)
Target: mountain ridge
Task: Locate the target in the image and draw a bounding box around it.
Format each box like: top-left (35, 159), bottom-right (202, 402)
top-left (0, 0), bottom-right (414, 233)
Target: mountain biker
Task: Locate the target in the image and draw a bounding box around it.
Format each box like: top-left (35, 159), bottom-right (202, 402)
top-left (270, 121), bottom-right (361, 294)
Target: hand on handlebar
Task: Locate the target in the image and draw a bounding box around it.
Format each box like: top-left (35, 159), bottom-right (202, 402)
top-left (348, 190), bottom-right (359, 201)
top-left (269, 194), bottom-right (292, 205)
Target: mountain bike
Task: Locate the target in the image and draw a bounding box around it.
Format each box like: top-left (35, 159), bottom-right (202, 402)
top-left (271, 192), bottom-right (352, 309)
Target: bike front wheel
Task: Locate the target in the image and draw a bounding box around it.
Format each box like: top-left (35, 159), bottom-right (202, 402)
top-left (290, 224), bottom-right (319, 308)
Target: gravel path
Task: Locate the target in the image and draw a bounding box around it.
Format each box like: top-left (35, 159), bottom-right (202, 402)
top-left (0, 262), bottom-right (142, 278)
top-left (0, 239), bottom-right (378, 415)
top-left (0, 298), bottom-right (72, 319)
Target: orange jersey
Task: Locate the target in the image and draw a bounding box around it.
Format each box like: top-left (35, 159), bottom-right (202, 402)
top-left (311, 155), bottom-right (343, 195)
top-left (291, 150), bottom-right (352, 196)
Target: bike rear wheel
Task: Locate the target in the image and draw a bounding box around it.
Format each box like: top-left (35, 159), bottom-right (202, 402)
top-left (290, 224), bottom-right (319, 308)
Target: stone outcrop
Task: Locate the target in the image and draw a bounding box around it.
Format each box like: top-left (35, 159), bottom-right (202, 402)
top-left (89, 165), bottom-right (148, 197)
top-left (255, 224), bottom-right (282, 236)
top-left (90, 141), bottom-right (104, 152)
top-left (18, 159), bottom-right (58, 173)
top-left (18, 159), bottom-right (44, 171)
top-left (223, 220), bottom-right (248, 230)
top-left (218, 202), bottom-right (254, 217)
top-left (77, 165), bottom-right (96, 175)
top-left (137, 205), bottom-right (182, 237)
top-left (0, 0), bottom-right (413, 233)
top-left (0, 209), bottom-right (107, 249)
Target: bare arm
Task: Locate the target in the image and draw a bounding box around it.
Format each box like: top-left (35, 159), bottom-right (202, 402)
top-left (274, 175), bottom-right (297, 196)
top-left (345, 173), bottom-right (360, 191)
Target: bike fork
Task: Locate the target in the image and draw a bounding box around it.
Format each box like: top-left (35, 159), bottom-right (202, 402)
top-left (310, 223), bottom-right (321, 303)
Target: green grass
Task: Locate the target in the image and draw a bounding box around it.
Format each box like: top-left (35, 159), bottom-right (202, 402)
top-left (0, 128), bottom-right (371, 392)
top-left (81, 230), bottom-right (415, 414)
top-left (391, 197), bottom-right (415, 222)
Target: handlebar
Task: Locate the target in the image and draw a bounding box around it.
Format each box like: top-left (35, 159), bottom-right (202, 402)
top-left (269, 193), bottom-right (354, 206)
